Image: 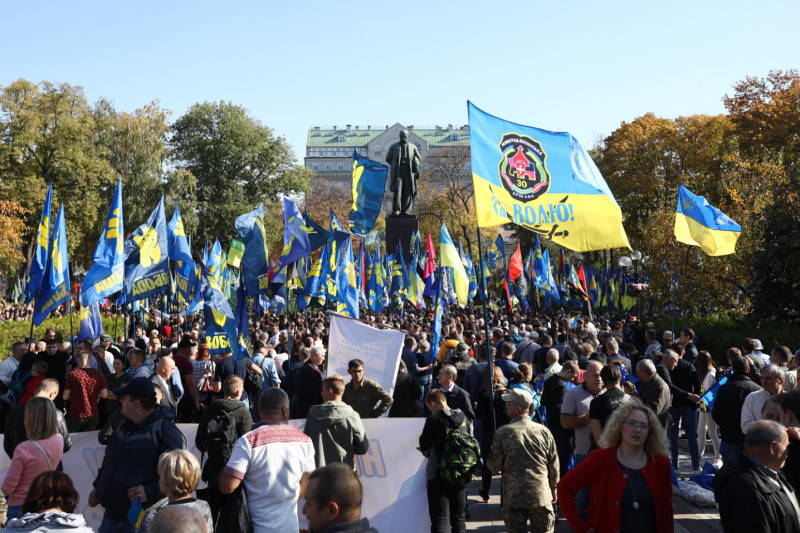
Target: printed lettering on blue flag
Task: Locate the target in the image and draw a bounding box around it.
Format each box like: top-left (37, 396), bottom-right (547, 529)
top-left (349, 149), bottom-right (389, 235)
top-left (33, 205), bottom-right (70, 327)
top-left (76, 302), bottom-right (103, 343)
top-left (303, 211), bottom-right (331, 252)
top-left (236, 204), bottom-right (271, 295)
top-left (81, 179), bottom-right (124, 307)
top-left (202, 261), bottom-right (244, 359)
top-left (26, 182), bottom-right (53, 303)
top-left (123, 196), bottom-right (170, 303)
top-left (278, 198), bottom-right (311, 268)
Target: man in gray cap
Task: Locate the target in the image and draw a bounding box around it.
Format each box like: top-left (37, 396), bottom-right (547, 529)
top-left (488, 388), bottom-right (559, 532)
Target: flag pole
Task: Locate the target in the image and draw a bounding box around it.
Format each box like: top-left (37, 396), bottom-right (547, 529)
top-left (68, 293), bottom-right (75, 359)
top-left (672, 240), bottom-right (678, 335)
top-left (475, 227), bottom-right (497, 434)
top-left (114, 302), bottom-right (119, 341)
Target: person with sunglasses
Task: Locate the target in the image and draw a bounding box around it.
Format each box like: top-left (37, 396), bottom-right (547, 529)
top-left (557, 399), bottom-right (673, 533)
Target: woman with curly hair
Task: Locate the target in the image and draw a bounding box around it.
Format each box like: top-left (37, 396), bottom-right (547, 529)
top-left (557, 399), bottom-right (673, 533)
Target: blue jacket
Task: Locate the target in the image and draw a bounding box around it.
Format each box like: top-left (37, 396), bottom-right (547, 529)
top-left (93, 407), bottom-right (186, 520)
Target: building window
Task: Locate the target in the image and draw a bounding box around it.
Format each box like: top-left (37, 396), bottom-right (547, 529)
top-left (337, 163), bottom-right (344, 171)
top-left (450, 133), bottom-right (459, 141)
top-left (374, 143), bottom-right (381, 151)
top-left (325, 163), bottom-right (331, 171)
top-left (374, 151), bottom-right (381, 156)
top-left (312, 163), bottom-right (319, 171)
top-left (338, 134), bottom-right (346, 142)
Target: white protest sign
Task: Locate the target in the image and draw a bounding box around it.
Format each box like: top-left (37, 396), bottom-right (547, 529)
top-left (0, 419), bottom-right (431, 533)
top-left (327, 312), bottom-right (405, 397)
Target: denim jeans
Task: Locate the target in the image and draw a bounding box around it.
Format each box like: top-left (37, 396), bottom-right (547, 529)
top-left (416, 375), bottom-right (432, 414)
top-left (99, 515), bottom-right (136, 533)
top-left (6, 505), bottom-right (21, 522)
top-left (670, 405), bottom-right (699, 469)
top-left (573, 453), bottom-right (589, 521)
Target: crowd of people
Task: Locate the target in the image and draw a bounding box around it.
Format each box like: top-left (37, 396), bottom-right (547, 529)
top-left (0, 304), bottom-right (798, 532)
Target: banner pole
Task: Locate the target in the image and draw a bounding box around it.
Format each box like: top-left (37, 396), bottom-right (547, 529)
top-left (28, 291), bottom-right (36, 340)
top-left (68, 293), bottom-right (75, 359)
top-left (672, 240), bottom-right (678, 335)
top-left (475, 227), bottom-right (497, 434)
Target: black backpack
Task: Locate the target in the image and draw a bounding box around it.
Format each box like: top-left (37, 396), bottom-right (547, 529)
top-left (437, 417), bottom-right (480, 488)
top-left (244, 366), bottom-right (263, 400)
top-left (202, 406), bottom-right (238, 481)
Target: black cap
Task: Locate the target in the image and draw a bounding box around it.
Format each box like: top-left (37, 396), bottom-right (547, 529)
top-left (113, 377), bottom-right (156, 400)
top-left (177, 337), bottom-right (197, 349)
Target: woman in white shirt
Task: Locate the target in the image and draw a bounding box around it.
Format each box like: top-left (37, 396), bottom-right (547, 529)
top-left (696, 350), bottom-right (722, 463)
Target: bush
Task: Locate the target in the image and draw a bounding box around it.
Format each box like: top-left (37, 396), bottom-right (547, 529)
top-left (0, 315), bottom-right (123, 357)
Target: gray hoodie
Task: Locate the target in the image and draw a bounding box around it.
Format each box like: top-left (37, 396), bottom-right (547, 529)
top-left (303, 401), bottom-right (369, 469)
top-left (4, 511), bottom-right (92, 532)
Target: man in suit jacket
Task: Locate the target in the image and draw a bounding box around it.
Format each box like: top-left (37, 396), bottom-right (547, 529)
top-left (150, 355), bottom-right (178, 416)
top-left (385, 130), bottom-right (421, 216)
top-left (434, 364), bottom-right (475, 421)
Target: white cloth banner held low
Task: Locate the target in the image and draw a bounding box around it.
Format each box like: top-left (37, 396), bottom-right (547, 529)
top-left (328, 312), bottom-right (405, 397)
top-left (0, 419), bottom-right (432, 533)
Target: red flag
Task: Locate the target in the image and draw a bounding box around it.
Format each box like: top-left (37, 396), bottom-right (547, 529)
top-left (577, 263), bottom-right (589, 298)
top-left (508, 243), bottom-right (523, 281)
top-left (502, 277), bottom-right (514, 312)
top-left (423, 231), bottom-right (436, 279)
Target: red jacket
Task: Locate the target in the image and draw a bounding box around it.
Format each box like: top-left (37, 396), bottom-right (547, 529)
top-left (557, 446), bottom-right (673, 533)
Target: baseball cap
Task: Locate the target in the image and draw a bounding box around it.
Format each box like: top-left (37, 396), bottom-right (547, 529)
top-left (113, 377), bottom-right (156, 400)
top-left (501, 387), bottom-right (534, 408)
top-left (101, 334), bottom-right (113, 343)
top-left (753, 339), bottom-right (764, 350)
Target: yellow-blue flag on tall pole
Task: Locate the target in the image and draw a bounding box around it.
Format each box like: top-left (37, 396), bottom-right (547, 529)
top-left (350, 149), bottom-right (389, 235)
top-left (33, 204), bottom-right (69, 327)
top-left (81, 179), bottom-right (124, 306)
top-left (25, 182), bottom-right (53, 303)
top-left (123, 196), bottom-right (169, 302)
top-left (439, 224), bottom-right (469, 307)
top-left (468, 102), bottom-right (631, 252)
top-left (674, 184), bottom-right (741, 256)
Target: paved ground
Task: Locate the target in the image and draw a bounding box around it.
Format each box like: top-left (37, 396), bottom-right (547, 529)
top-left (466, 441), bottom-right (722, 532)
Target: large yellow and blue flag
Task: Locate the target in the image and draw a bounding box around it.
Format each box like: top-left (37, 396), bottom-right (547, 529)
top-left (202, 260), bottom-right (244, 359)
top-left (675, 184), bottom-right (741, 256)
top-left (26, 182), bottom-right (53, 303)
top-left (278, 198), bottom-right (312, 268)
top-left (430, 262), bottom-right (444, 363)
top-left (534, 246), bottom-right (560, 303)
top-left (207, 239), bottom-right (224, 288)
top-left (439, 224), bottom-right (469, 307)
top-left (167, 204), bottom-right (195, 304)
top-left (468, 102), bottom-right (631, 251)
top-left (236, 204), bottom-right (271, 295)
top-left (76, 301), bottom-right (103, 343)
top-left (123, 196), bottom-right (169, 303)
top-left (33, 204), bottom-right (69, 326)
top-left (81, 179), bottom-right (124, 307)
top-left (335, 237), bottom-right (359, 318)
top-left (303, 212), bottom-right (331, 252)
top-left (350, 149), bottom-right (389, 235)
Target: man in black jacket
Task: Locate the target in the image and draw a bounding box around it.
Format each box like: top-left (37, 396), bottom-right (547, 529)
top-left (663, 349), bottom-right (702, 471)
top-left (434, 364), bottom-right (475, 422)
top-left (679, 327), bottom-right (699, 366)
top-left (714, 420), bottom-right (800, 532)
top-left (713, 354), bottom-right (763, 464)
top-left (540, 361), bottom-right (578, 477)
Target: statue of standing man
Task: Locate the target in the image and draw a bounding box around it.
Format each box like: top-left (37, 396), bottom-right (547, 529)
top-left (385, 130), bottom-right (421, 216)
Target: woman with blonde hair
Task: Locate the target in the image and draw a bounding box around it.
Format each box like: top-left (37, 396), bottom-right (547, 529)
top-left (1, 397), bottom-right (64, 521)
top-left (557, 399), bottom-right (673, 532)
top-left (139, 449), bottom-right (213, 532)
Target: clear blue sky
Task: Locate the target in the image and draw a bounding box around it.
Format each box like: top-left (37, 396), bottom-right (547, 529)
top-left (3, 0), bottom-right (799, 159)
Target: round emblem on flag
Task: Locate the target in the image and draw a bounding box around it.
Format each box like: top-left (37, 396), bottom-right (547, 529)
top-left (498, 133), bottom-right (551, 202)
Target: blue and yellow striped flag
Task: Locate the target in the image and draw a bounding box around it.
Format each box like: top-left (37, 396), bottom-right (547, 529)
top-left (468, 102), bottom-right (630, 252)
top-left (675, 184), bottom-right (741, 256)
top-left (439, 224), bottom-right (469, 307)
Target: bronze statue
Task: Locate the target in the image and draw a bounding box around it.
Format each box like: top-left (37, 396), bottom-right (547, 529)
top-left (385, 130), bottom-right (421, 216)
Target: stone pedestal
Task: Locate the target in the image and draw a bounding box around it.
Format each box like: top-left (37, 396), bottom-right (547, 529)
top-left (385, 215), bottom-right (418, 260)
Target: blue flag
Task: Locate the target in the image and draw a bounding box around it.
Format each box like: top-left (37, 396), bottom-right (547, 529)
top-left (26, 182), bottom-right (53, 303)
top-left (206, 239), bottom-right (224, 288)
top-left (123, 196), bottom-right (169, 303)
top-left (430, 263), bottom-right (444, 363)
top-left (234, 271), bottom-right (257, 357)
top-left (33, 204), bottom-right (70, 326)
top-left (368, 245), bottom-right (388, 313)
top-left (76, 301), bottom-right (103, 343)
top-left (202, 260), bottom-right (244, 359)
top-left (167, 204), bottom-right (194, 267)
top-left (302, 212), bottom-right (331, 252)
top-left (236, 204), bottom-right (271, 295)
top-left (81, 179), bottom-right (125, 306)
top-left (335, 237), bottom-right (359, 318)
top-left (700, 375), bottom-right (729, 411)
top-left (487, 234), bottom-right (505, 269)
top-left (278, 198), bottom-right (312, 268)
top-left (349, 149), bottom-right (389, 235)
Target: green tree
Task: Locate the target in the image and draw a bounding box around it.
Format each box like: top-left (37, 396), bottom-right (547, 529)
top-left (170, 101), bottom-right (311, 249)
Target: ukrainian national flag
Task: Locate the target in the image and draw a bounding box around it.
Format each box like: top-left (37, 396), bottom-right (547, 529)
top-left (81, 179), bottom-right (124, 307)
top-left (33, 205), bottom-right (70, 327)
top-left (468, 102), bottom-right (630, 252)
top-left (439, 225), bottom-right (469, 307)
top-left (350, 149), bottom-right (389, 235)
top-left (26, 182), bottom-right (53, 303)
top-left (674, 184), bottom-right (741, 256)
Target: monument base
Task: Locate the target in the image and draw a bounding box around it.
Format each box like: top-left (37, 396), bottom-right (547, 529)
top-left (385, 215), bottom-right (418, 260)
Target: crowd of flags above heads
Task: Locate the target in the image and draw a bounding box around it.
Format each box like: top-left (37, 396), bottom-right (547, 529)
top-left (22, 104), bottom-right (741, 360)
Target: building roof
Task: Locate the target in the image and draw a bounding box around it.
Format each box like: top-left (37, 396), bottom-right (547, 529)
top-left (306, 126), bottom-right (470, 148)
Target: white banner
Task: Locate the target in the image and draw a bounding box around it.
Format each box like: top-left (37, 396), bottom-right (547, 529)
top-left (327, 312), bottom-right (405, 397)
top-left (0, 419), bottom-right (431, 532)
